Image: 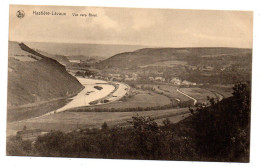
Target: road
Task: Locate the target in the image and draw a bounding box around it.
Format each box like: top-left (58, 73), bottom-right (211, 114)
top-left (177, 89), bottom-right (198, 105)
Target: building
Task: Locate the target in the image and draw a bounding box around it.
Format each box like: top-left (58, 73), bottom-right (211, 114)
top-left (202, 66), bottom-right (214, 71)
top-left (182, 80), bottom-right (197, 86)
top-left (155, 77), bottom-right (165, 82)
top-left (170, 77), bottom-right (182, 85)
top-left (149, 77), bottom-right (155, 81)
top-left (69, 59), bottom-right (81, 63)
top-left (125, 77), bottom-right (135, 81)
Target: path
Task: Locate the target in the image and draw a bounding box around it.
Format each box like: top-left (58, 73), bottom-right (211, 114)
top-left (176, 89), bottom-right (197, 105)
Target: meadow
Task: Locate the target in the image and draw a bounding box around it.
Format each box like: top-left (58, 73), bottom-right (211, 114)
top-left (179, 87), bottom-right (217, 104)
top-left (70, 89), bottom-right (172, 112)
top-left (201, 84), bottom-right (234, 98)
top-left (7, 108), bottom-right (190, 133)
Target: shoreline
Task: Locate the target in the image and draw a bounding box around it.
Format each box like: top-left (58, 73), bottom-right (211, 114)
top-left (7, 86), bottom-right (84, 110)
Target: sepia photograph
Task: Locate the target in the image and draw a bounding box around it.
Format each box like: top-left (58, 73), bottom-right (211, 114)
top-left (6, 4), bottom-right (253, 162)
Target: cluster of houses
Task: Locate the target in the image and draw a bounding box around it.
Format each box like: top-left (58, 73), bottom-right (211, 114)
top-left (74, 69), bottom-right (198, 86)
top-left (105, 73), bottom-right (197, 86)
top-left (68, 59), bottom-right (81, 63)
top-left (180, 80), bottom-right (197, 86)
top-left (149, 76), bottom-right (197, 86)
top-left (149, 76), bottom-right (165, 82)
top-left (107, 73), bottom-right (138, 81)
top-left (186, 65), bottom-right (214, 72)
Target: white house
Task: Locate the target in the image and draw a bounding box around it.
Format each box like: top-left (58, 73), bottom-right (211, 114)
top-left (170, 77), bottom-right (182, 85)
top-left (155, 77), bottom-right (165, 82)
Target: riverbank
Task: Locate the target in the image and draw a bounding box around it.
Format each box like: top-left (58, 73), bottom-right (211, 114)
top-left (7, 87), bottom-right (84, 122)
top-left (8, 77), bottom-right (130, 123)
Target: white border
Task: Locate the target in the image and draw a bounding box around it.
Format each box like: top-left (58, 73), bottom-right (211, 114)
top-left (1, 0), bottom-right (260, 167)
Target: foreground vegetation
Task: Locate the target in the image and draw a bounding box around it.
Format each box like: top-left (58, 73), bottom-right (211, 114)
top-left (7, 82), bottom-right (250, 162)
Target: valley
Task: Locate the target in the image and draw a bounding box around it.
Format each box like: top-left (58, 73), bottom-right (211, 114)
top-left (6, 42), bottom-right (249, 139)
top-left (6, 6), bottom-right (253, 162)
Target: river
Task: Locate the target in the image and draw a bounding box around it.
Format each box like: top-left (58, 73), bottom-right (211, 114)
top-left (44, 77), bottom-right (129, 115)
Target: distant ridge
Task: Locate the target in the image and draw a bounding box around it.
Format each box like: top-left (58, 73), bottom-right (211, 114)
top-left (96, 47), bottom-right (252, 69)
top-left (23, 41), bottom-right (147, 58)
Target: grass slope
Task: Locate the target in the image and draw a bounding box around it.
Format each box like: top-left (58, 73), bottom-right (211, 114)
top-left (7, 41), bottom-right (83, 111)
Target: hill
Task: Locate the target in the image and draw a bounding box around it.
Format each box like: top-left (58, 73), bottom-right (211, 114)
top-left (35, 49), bottom-right (70, 65)
top-left (24, 41), bottom-right (146, 58)
top-left (96, 47), bottom-right (251, 69)
top-left (7, 41), bottom-right (83, 107)
top-left (95, 47), bottom-right (251, 84)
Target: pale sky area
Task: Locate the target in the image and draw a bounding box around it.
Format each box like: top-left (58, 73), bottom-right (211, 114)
top-left (9, 5), bottom-right (253, 48)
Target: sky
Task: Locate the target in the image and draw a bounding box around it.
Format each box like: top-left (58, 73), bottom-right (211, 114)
top-left (9, 5), bottom-right (253, 48)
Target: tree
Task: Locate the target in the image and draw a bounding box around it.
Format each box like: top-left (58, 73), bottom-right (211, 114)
top-left (131, 115), bottom-right (158, 132)
top-left (101, 122), bottom-right (108, 130)
top-left (232, 82), bottom-right (251, 128)
top-left (34, 131), bottom-right (66, 156)
top-left (191, 82), bottom-right (251, 162)
top-left (6, 136), bottom-right (32, 156)
top-left (75, 71), bottom-right (82, 76)
top-left (162, 118), bottom-right (171, 127)
top-left (129, 115), bottom-right (163, 159)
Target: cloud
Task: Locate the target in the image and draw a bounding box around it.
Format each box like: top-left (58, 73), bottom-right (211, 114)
top-left (89, 8), bottom-right (120, 30)
top-left (9, 5), bottom-right (253, 48)
top-left (131, 10), bottom-right (157, 31)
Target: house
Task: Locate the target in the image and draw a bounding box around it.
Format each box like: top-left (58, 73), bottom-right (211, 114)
top-left (69, 59), bottom-right (80, 63)
top-left (202, 66), bottom-right (214, 71)
top-left (170, 77), bottom-right (182, 85)
top-left (149, 77), bottom-right (155, 81)
top-left (132, 73), bottom-right (138, 79)
top-left (188, 66), bottom-right (198, 70)
top-left (182, 80), bottom-right (197, 86)
top-left (155, 77), bottom-right (165, 82)
top-left (125, 77), bottom-right (135, 81)
top-left (182, 80), bottom-right (192, 86)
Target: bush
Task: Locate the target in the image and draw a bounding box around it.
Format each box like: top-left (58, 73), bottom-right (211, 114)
top-left (6, 136), bottom-right (33, 156)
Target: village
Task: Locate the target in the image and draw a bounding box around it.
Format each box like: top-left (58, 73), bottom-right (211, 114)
top-left (74, 70), bottom-right (199, 86)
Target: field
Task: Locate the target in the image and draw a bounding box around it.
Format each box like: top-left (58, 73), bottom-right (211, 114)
top-left (155, 112), bottom-right (191, 126)
top-left (136, 84), bottom-right (194, 106)
top-left (201, 84), bottom-right (234, 98)
top-left (7, 108), bottom-right (190, 134)
top-left (7, 98), bottom-right (71, 122)
top-left (69, 89), bottom-right (172, 112)
top-left (179, 87), bottom-right (217, 104)
top-left (156, 85), bottom-right (191, 101)
top-left (138, 84), bottom-right (231, 104)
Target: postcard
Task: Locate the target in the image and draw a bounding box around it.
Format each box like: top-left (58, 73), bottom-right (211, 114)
top-left (7, 4), bottom-right (253, 162)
